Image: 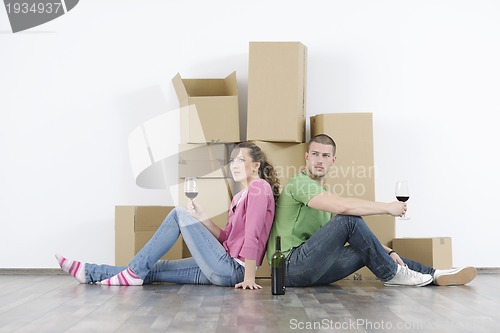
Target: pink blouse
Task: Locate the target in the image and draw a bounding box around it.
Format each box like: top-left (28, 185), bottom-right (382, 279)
top-left (217, 179), bottom-right (275, 266)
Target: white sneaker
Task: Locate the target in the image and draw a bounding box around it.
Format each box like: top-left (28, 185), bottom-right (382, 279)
top-left (384, 265), bottom-right (433, 287)
top-left (433, 266), bottom-right (477, 286)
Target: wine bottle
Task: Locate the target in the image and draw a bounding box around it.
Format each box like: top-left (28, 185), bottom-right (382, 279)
top-left (271, 235), bottom-right (286, 295)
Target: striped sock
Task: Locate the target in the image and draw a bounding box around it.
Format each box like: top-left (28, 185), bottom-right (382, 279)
top-left (99, 267), bottom-right (143, 286)
top-left (55, 254), bottom-right (86, 284)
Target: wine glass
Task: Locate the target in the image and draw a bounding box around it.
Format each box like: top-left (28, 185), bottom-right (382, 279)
top-left (395, 180), bottom-right (410, 220)
top-left (184, 177), bottom-right (198, 200)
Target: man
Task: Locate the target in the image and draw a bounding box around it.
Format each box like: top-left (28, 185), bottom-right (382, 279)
top-left (267, 134), bottom-right (476, 287)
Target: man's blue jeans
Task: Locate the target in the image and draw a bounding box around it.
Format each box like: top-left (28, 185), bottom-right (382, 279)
top-left (85, 207), bottom-right (245, 286)
top-left (285, 215), bottom-right (435, 286)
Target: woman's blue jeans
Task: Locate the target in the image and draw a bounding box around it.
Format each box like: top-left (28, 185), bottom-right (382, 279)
top-left (285, 214), bottom-right (435, 287)
top-left (85, 207), bottom-right (245, 286)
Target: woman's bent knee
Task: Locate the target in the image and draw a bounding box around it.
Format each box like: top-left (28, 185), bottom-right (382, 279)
top-left (174, 207), bottom-right (199, 228)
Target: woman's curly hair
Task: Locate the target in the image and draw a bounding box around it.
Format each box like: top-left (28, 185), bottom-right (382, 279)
top-left (231, 142), bottom-right (281, 202)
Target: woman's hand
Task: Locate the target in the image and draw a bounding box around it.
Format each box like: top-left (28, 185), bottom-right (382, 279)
top-left (186, 199), bottom-right (208, 221)
top-left (235, 280), bottom-right (262, 290)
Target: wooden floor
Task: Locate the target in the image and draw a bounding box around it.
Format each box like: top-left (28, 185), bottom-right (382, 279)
top-left (0, 272), bottom-right (499, 333)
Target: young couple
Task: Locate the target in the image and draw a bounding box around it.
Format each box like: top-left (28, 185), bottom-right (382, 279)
top-left (57, 137), bottom-right (476, 289)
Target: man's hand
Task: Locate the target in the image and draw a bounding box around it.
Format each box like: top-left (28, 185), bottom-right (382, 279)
top-left (387, 201), bottom-right (406, 217)
top-left (389, 251), bottom-right (405, 266)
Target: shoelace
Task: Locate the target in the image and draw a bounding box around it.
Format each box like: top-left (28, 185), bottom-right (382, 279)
top-left (400, 265), bottom-right (420, 278)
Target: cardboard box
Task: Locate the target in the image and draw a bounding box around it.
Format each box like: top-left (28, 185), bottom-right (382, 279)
top-left (392, 237), bottom-right (453, 269)
top-left (310, 113), bottom-right (375, 201)
top-left (115, 206), bottom-right (183, 266)
top-left (250, 141), bottom-right (307, 191)
top-left (247, 42), bottom-right (307, 143)
top-left (256, 258), bottom-right (270, 279)
top-left (172, 72), bottom-right (240, 143)
top-left (347, 215), bottom-right (396, 280)
top-left (179, 143), bottom-right (233, 179)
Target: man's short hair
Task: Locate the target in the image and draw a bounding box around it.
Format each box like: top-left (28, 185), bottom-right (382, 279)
top-left (308, 134), bottom-right (336, 156)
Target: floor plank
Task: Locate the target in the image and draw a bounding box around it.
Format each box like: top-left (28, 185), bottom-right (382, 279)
top-left (0, 274), bottom-right (498, 332)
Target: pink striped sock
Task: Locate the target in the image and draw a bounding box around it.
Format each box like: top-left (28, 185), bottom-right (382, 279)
top-left (99, 267), bottom-right (143, 286)
top-left (55, 254), bottom-right (86, 284)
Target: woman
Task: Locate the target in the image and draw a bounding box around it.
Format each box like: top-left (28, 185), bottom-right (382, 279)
top-left (56, 142), bottom-right (280, 290)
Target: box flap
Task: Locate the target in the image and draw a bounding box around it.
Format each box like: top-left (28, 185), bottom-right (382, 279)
top-left (184, 97), bottom-right (239, 143)
top-left (174, 72), bottom-right (238, 99)
top-left (172, 73), bottom-right (189, 102)
top-left (224, 71), bottom-right (238, 96)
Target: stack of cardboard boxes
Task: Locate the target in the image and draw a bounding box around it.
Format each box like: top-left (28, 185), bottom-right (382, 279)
top-left (246, 42), bottom-right (397, 279)
top-left (115, 41), bottom-right (452, 279)
top-left (245, 42), bottom-right (309, 277)
top-left (115, 72), bottom-right (241, 266)
top-left (246, 42), bottom-right (452, 277)
top-left (172, 72), bottom-right (242, 258)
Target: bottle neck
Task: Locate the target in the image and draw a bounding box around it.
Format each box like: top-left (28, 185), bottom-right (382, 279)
top-left (276, 236), bottom-right (281, 252)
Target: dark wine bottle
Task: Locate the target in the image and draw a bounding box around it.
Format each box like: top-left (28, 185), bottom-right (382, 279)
top-left (271, 235), bottom-right (286, 295)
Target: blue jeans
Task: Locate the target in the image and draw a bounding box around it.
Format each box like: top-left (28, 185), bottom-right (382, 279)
top-left (285, 215), bottom-right (435, 287)
top-left (85, 207), bottom-right (245, 286)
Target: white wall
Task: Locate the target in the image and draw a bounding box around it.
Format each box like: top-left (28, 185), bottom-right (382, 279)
top-left (1, 0), bottom-right (499, 269)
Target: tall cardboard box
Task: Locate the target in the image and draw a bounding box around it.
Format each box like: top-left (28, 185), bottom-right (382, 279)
top-left (310, 113), bottom-right (375, 201)
top-left (115, 206), bottom-right (183, 266)
top-left (247, 42), bottom-right (307, 143)
top-left (172, 72), bottom-right (240, 143)
top-left (251, 141), bottom-right (307, 191)
top-left (392, 237), bottom-right (453, 269)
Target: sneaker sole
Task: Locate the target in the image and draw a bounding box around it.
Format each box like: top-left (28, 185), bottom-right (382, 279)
top-left (434, 267), bottom-right (477, 286)
top-left (384, 276), bottom-right (433, 287)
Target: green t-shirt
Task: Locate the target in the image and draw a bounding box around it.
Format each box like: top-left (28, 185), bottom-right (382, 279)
top-left (266, 172), bottom-right (333, 264)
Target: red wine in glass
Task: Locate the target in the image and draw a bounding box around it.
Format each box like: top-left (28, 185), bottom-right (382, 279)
top-left (396, 196), bottom-right (409, 202)
top-left (185, 192), bottom-right (198, 199)
top-left (184, 177), bottom-right (198, 200)
top-left (395, 181), bottom-right (410, 220)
